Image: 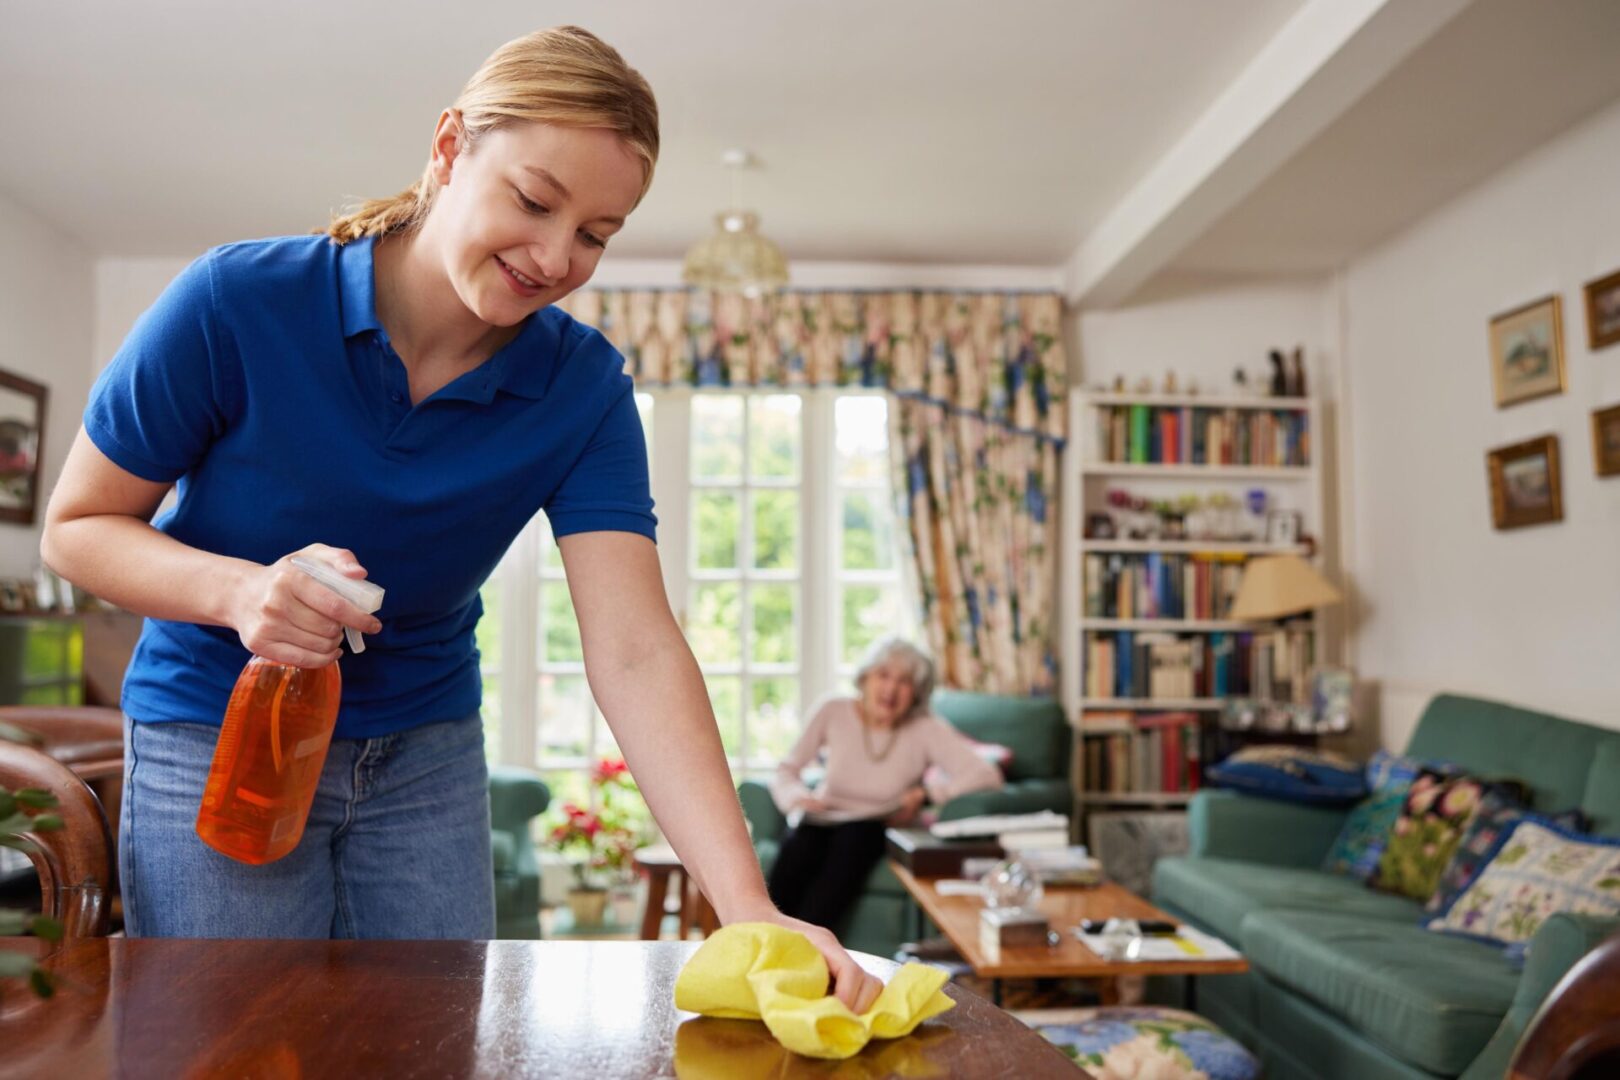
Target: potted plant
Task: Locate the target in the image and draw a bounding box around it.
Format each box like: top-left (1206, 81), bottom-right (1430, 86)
top-left (545, 756), bottom-right (652, 928)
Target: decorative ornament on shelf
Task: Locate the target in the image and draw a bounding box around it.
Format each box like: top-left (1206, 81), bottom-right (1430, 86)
top-left (680, 149), bottom-right (789, 298)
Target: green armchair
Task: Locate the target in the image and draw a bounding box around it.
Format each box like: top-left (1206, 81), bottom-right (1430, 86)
top-left (489, 765), bottom-right (550, 939)
top-left (737, 690), bottom-right (1072, 958)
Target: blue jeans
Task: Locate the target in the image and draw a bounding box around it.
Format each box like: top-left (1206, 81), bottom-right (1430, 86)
top-left (120, 712), bottom-right (495, 939)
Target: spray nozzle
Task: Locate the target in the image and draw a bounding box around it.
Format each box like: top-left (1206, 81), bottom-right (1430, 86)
top-left (290, 555), bottom-right (385, 654)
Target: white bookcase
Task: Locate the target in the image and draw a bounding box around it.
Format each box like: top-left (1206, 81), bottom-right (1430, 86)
top-left (1059, 388), bottom-right (1328, 812)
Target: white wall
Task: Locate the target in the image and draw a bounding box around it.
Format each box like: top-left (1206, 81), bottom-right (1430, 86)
top-left (1343, 95), bottom-right (1620, 746)
top-left (0, 191), bottom-right (93, 578)
top-left (93, 257), bottom-right (192, 377)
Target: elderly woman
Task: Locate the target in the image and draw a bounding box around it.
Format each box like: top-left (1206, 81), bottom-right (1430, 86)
top-left (767, 637), bottom-right (1003, 930)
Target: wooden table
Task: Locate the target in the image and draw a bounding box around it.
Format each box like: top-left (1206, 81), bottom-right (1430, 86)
top-left (890, 861), bottom-right (1248, 1006)
top-left (633, 844), bottom-right (720, 941)
top-left (0, 938), bottom-right (1083, 1079)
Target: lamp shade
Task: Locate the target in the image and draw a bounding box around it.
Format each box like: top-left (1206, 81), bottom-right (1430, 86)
top-left (681, 210), bottom-right (789, 296)
top-left (1228, 555), bottom-right (1343, 622)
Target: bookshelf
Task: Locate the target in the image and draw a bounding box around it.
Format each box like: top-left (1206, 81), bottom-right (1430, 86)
top-left (1060, 388), bottom-right (1328, 823)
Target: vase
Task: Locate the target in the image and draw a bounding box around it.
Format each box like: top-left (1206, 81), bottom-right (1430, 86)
top-left (566, 887), bottom-right (608, 928)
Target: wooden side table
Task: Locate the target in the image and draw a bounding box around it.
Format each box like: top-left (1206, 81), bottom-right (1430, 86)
top-left (632, 844), bottom-right (719, 941)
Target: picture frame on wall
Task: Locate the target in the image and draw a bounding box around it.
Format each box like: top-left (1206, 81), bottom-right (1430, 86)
top-left (1593, 404), bottom-right (1620, 478)
top-left (1489, 296), bottom-right (1565, 408)
top-left (0, 369), bottom-right (48, 526)
top-left (1584, 269), bottom-right (1620, 351)
top-left (1486, 434), bottom-right (1562, 530)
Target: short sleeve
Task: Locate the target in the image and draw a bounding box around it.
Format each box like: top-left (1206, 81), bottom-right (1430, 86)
top-left (85, 253), bottom-right (238, 483)
top-left (543, 378), bottom-right (657, 541)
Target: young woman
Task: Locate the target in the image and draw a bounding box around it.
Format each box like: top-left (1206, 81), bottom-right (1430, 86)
top-left (42, 26), bottom-right (879, 1012)
top-left (768, 638), bottom-right (1003, 930)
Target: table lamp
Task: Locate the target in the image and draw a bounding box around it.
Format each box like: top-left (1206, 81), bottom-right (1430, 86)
top-left (1228, 555), bottom-right (1342, 622)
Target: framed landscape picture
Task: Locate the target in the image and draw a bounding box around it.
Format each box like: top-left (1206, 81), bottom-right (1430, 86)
top-left (1489, 296), bottom-right (1565, 408)
top-left (1584, 269), bottom-right (1620, 351)
top-left (1594, 404), bottom-right (1620, 477)
top-left (1486, 434), bottom-right (1562, 530)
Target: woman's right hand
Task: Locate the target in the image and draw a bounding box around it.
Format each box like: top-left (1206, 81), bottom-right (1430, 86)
top-left (229, 544), bottom-right (382, 668)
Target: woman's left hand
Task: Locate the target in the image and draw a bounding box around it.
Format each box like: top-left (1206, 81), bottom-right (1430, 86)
top-left (725, 899), bottom-right (884, 1014)
top-left (886, 785), bottom-right (928, 827)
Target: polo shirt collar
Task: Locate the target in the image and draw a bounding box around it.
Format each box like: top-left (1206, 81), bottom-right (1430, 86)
top-left (337, 234), bottom-right (553, 402)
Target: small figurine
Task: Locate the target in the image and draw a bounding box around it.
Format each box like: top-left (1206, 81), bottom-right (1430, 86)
top-left (1163, 371), bottom-right (1179, 394)
top-left (1134, 376), bottom-right (1154, 394)
top-left (1287, 346), bottom-right (1307, 397)
top-left (1268, 350), bottom-right (1288, 397)
top-left (1232, 368), bottom-right (1249, 395)
top-left (1112, 374), bottom-right (1126, 393)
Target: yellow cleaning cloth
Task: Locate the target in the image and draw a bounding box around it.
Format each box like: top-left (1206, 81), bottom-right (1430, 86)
top-left (673, 922), bottom-right (955, 1060)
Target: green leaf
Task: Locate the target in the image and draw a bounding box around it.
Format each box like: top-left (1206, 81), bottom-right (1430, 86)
top-left (28, 815), bottom-right (62, 832)
top-left (0, 909), bottom-right (26, 934)
top-left (0, 792), bottom-right (14, 818)
top-left (14, 789), bottom-right (58, 810)
top-left (0, 836), bottom-right (38, 851)
top-left (0, 952), bottom-right (35, 977)
top-left (30, 916), bottom-right (62, 942)
top-left (29, 968), bottom-right (54, 998)
top-left (0, 720), bottom-right (42, 746)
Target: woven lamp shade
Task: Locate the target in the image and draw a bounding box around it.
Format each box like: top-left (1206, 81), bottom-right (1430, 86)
top-left (1228, 555), bottom-right (1343, 622)
top-left (681, 211), bottom-right (789, 296)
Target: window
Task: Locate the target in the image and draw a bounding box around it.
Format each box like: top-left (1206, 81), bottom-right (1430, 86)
top-left (478, 389), bottom-right (913, 798)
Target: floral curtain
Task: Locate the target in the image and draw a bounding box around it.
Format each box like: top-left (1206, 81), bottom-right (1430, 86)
top-left (560, 289), bottom-right (1067, 694)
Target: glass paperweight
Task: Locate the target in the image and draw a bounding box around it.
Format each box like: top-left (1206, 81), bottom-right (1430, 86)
top-left (980, 859), bottom-right (1044, 911)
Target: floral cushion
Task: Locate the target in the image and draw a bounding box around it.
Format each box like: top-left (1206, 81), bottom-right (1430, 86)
top-left (1423, 790), bottom-right (1588, 915)
top-left (1322, 786), bottom-right (1411, 881)
top-left (1017, 1006), bottom-right (1259, 1080)
top-left (1372, 770), bottom-right (1525, 902)
top-left (1426, 820), bottom-right (1620, 945)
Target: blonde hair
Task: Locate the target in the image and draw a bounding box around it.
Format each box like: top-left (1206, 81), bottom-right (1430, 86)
top-left (323, 25), bottom-right (658, 244)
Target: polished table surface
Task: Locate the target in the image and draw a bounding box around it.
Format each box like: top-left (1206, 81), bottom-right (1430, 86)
top-left (1, 937), bottom-right (1083, 1079)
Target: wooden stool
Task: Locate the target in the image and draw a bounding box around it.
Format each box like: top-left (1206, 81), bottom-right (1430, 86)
top-left (632, 845), bottom-right (719, 941)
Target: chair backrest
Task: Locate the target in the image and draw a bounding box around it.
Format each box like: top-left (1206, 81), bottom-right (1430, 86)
top-left (0, 705), bottom-right (124, 776)
top-left (0, 740), bottom-right (114, 939)
top-left (930, 690), bottom-right (1069, 783)
top-left (1509, 930), bottom-right (1620, 1079)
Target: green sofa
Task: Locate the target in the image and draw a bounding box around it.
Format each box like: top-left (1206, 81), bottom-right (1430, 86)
top-left (1152, 693), bottom-right (1620, 1079)
top-left (738, 690), bottom-right (1072, 958)
top-left (489, 765), bottom-right (551, 939)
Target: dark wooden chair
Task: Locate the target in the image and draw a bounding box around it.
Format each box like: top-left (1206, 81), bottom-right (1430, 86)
top-left (0, 738), bottom-right (114, 940)
top-left (1510, 931), bottom-right (1620, 1080)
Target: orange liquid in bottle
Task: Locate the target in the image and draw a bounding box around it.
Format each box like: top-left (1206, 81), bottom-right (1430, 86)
top-left (196, 656), bottom-right (343, 865)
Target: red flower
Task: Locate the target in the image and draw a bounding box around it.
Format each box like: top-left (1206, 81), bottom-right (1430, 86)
top-left (592, 757), bottom-right (630, 784)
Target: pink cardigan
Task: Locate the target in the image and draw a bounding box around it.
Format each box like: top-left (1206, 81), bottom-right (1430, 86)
top-left (770, 696), bottom-right (1003, 819)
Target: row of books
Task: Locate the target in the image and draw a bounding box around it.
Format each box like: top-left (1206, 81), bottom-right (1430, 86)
top-left (1080, 711), bottom-right (1203, 794)
top-left (1085, 630), bottom-right (1248, 700)
top-left (1095, 405), bottom-right (1310, 467)
top-left (1083, 551), bottom-right (1248, 620)
top-left (1083, 629), bottom-right (1317, 703)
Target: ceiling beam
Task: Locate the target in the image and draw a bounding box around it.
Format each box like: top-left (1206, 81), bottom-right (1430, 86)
top-left (1063, 0), bottom-right (1476, 309)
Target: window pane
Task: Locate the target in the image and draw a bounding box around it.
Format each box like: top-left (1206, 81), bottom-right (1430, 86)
top-left (751, 584), bottom-right (797, 665)
top-left (705, 674), bottom-right (742, 757)
top-left (476, 582), bottom-right (501, 668)
top-left (749, 394), bottom-right (801, 480)
top-left (593, 709), bottom-right (621, 761)
top-left (751, 490), bottom-right (799, 571)
top-left (750, 678), bottom-right (800, 763)
top-left (691, 394), bottom-right (743, 480)
top-left (842, 584), bottom-right (902, 665)
top-left (539, 518), bottom-right (562, 572)
top-left (693, 491), bottom-right (740, 569)
top-left (835, 396), bottom-right (889, 484)
top-left (841, 491), bottom-right (895, 571)
top-left (540, 770), bottom-right (590, 817)
top-left (541, 584), bottom-right (582, 663)
top-left (538, 673), bottom-right (593, 761)
top-left (688, 583), bottom-right (741, 665)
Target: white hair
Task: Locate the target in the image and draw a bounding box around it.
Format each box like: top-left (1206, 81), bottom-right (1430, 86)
top-left (852, 637), bottom-right (936, 725)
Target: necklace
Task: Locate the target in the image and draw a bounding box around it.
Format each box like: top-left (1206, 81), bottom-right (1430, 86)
top-left (859, 705), bottom-right (899, 762)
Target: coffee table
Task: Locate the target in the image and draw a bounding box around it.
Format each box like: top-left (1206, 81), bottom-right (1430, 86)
top-left (889, 860), bottom-right (1248, 1006)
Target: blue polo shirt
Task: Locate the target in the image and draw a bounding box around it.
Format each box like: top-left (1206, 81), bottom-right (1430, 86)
top-left (86, 234), bottom-right (655, 738)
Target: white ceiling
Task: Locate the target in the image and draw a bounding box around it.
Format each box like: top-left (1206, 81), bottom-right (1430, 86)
top-left (1170, 0), bottom-right (1620, 277)
top-left (0, 0), bottom-right (1304, 264)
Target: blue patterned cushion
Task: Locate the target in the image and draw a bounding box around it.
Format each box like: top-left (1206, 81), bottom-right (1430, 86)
top-left (1366, 748), bottom-right (1425, 791)
top-left (1206, 745), bottom-right (1366, 805)
top-left (1323, 785), bottom-right (1411, 881)
top-left (1018, 1006), bottom-right (1259, 1080)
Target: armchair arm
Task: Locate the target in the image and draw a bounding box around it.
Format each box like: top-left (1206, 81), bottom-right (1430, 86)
top-left (1461, 914), bottom-right (1620, 1080)
top-left (738, 780), bottom-right (787, 844)
top-left (937, 779), bottom-right (1071, 822)
top-left (488, 766), bottom-right (551, 836)
top-left (1188, 789), bottom-right (1348, 868)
